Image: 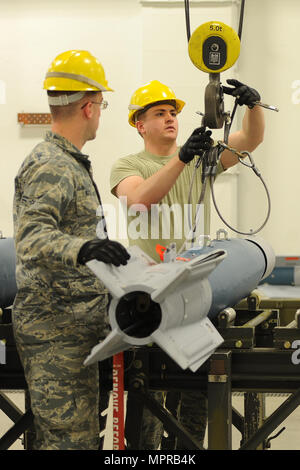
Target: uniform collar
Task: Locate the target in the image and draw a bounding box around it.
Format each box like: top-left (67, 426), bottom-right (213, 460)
top-left (45, 131), bottom-right (91, 170)
top-left (142, 147), bottom-right (180, 163)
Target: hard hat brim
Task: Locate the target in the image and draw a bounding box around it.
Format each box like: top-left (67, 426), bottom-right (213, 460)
top-left (129, 98), bottom-right (185, 127)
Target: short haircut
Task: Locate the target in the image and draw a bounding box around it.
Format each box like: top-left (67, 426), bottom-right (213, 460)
top-left (48, 90), bottom-right (99, 120)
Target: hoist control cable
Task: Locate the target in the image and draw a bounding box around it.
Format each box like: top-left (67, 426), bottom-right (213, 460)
top-left (181, 0), bottom-right (272, 245)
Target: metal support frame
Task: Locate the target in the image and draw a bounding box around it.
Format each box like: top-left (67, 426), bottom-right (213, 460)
top-left (0, 392), bottom-right (24, 424)
top-left (2, 299), bottom-right (300, 450)
top-left (127, 347), bottom-right (300, 450)
top-left (0, 407), bottom-right (34, 450)
top-left (2, 346), bottom-right (300, 450)
top-left (124, 348), bottom-right (203, 450)
top-left (161, 391), bottom-right (181, 449)
top-left (240, 388), bottom-right (300, 450)
top-left (125, 349), bottom-right (149, 449)
top-left (207, 350), bottom-right (232, 449)
top-left (243, 393), bottom-right (266, 449)
top-left (126, 387), bottom-right (203, 450)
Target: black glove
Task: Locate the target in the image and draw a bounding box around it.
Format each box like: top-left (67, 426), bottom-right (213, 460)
top-left (179, 127), bottom-right (213, 164)
top-left (78, 238), bottom-right (130, 267)
top-left (222, 79), bottom-right (260, 108)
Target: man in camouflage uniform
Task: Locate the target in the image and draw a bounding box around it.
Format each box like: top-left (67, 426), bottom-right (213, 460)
top-left (12, 50), bottom-right (130, 450)
top-left (110, 79), bottom-right (265, 449)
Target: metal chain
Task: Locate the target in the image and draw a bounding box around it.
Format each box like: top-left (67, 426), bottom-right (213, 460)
top-left (218, 140), bottom-right (252, 162)
top-left (217, 140), bottom-right (263, 176)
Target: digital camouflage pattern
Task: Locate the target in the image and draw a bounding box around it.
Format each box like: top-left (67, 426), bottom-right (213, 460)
top-left (12, 131), bottom-right (109, 450)
top-left (140, 391), bottom-right (164, 450)
top-left (139, 391), bottom-right (207, 450)
top-left (176, 390), bottom-right (207, 449)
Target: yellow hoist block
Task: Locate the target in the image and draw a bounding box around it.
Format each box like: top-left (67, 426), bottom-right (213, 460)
top-left (188, 21), bottom-right (240, 73)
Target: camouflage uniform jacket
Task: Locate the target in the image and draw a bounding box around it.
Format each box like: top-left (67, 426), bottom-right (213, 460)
top-left (13, 131), bottom-right (108, 330)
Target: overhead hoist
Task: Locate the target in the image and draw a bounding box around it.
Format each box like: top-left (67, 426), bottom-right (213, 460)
top-left (183, 0), bottom-right (279, 241)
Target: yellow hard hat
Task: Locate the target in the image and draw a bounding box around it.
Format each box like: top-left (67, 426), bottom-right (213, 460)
top-left (44, 50), bottom-right (113, 105)
top-left (128, 80), bottom-right (185, 127)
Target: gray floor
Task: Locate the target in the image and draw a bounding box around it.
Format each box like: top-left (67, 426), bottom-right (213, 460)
top-left (1, 392), bottom-right (300, 450)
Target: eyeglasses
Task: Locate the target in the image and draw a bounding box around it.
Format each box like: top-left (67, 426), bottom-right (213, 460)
top-left (81, 100), bottom-right (108, 110)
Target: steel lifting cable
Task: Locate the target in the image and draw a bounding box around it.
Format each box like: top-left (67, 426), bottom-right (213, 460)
top-left (184, 0), bottom-right (191, 41)
top-left (184, 140), bottom-right (272, 247)
top-left (227, 0), bottom-right (246, 134)
top-left (211, 143), bottom-right (271, 236)
top-left (238, 0), bottom-right (246, 40)
top-left (186, 154), bottom-right (205, 243)
top-left (179, 147), bottom-right (216, 254)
